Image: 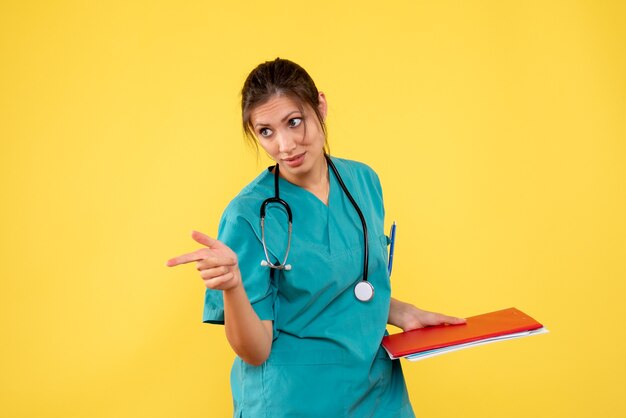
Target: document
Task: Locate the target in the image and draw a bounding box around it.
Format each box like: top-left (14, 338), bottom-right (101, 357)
top-left (381, 307), bottom-right (548, 361)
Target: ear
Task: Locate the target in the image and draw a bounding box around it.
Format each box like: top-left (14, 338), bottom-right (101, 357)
top-left (317, 92), bottom-right (328, 122)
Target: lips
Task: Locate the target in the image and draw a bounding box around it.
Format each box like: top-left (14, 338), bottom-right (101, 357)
top-left (282, 152), bottom-right (306, 167)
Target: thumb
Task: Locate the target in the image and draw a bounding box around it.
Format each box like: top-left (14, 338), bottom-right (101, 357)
top-left (191, 230), bottom-right (220, 248)
top-left (442, 315), bottom-right (466, 325)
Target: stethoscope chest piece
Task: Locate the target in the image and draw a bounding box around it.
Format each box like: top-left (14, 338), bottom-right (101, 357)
top-left (354, 280), bottom-right (374, 302)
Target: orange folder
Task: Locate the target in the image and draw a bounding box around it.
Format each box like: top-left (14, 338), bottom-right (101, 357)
top-left (381, 307), bottom-right (544, 359)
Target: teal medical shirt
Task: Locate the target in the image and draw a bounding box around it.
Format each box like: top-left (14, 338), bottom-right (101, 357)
top-left (203, 157), bottom-right (415, 417)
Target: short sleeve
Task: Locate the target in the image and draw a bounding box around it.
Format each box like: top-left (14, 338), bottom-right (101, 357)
top-left (202, 212), bottom-right (277, 325)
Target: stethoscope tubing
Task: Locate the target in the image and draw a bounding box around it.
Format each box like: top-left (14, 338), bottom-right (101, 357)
top-left (325, 155), bottom-right (369, 283)
top-left (259, 164), bottom-right (293, 270)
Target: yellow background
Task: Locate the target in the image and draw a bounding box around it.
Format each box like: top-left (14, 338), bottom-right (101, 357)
top-left (1, 1), bottom-right (625, 417)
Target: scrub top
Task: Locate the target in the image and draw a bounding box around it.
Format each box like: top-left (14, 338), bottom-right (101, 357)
top-left (203, 156), bottom-right (415, 417)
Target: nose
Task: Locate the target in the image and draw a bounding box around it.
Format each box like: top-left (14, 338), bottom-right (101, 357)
top-left (276, 130), bottom-right (297, 154)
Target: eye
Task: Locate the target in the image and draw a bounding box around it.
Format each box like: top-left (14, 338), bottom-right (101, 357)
top-left (288, 118), bottom-right (302, 128)
top-left (259, 127), bottom-right (273, 138)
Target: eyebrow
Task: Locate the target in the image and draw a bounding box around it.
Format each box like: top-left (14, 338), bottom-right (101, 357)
top-left (253, 110), bottom-right (302, 129)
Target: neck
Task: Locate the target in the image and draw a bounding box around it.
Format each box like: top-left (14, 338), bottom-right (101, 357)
top-left (278, 154), bottom-right (330, 204)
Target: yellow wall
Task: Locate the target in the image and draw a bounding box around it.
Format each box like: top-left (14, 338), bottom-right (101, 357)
top-left (1, 1), bottom-right (624, 417)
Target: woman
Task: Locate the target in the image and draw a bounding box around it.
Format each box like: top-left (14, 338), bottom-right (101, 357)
top-left (167, 58), bottom-right (465, 417)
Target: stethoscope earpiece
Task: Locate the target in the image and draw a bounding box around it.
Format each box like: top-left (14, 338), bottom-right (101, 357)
top-left (260, 259), bottom-right (291, 271)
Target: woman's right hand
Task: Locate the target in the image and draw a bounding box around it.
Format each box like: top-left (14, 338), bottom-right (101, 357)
top-left (166, 230), bottom-right (242, 291)
top-left (168, 230), bottom-right (273, 365)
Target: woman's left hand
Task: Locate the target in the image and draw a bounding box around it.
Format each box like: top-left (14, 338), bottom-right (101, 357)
top-left (388, 298), bottom-right (466, 332)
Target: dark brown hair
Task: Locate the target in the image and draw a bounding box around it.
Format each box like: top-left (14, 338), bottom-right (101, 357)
top-left (241, 58), bottom-right (328, 152)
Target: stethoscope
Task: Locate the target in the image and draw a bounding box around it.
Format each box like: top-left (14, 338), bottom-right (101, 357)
top-left (260, 154), bottom-right (374, 302)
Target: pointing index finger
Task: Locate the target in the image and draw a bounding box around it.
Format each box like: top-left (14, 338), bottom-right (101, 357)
top-left (166, 251), bottom-right (210, 267)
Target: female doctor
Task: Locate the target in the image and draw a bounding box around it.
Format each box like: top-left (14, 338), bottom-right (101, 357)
top-left (167, 58), bottom-right (465, 417)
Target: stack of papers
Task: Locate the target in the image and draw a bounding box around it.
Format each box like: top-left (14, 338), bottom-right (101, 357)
top-left (381, 307), bottom-right (548, 361)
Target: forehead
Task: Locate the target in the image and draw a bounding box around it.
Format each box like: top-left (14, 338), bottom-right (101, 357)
top-left (250, 94), bottom-right (304, 125)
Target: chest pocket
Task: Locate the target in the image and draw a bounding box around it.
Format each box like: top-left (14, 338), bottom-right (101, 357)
top-left (378, 233), bottom-right (390, 270)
